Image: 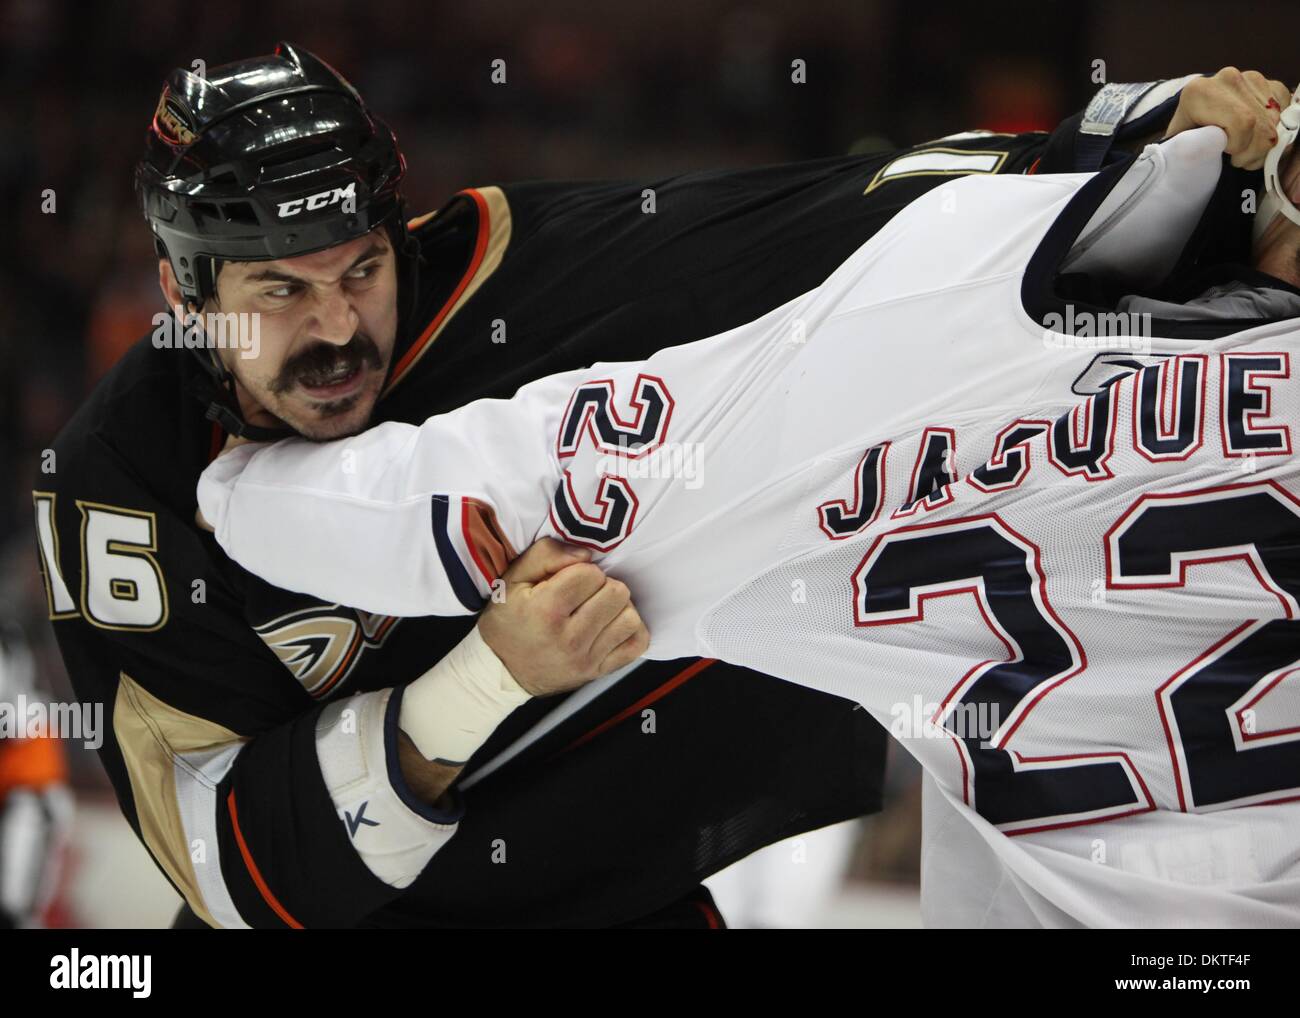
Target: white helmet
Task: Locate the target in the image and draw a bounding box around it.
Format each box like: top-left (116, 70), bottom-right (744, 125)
top-left (1253, 89), bottom-right (1300, 242)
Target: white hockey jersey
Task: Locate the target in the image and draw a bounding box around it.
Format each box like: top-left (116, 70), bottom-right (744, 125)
top-left (199, 127), bottom-right (1300, 927)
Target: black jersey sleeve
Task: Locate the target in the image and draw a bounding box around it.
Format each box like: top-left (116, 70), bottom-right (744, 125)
top-left (36, 406), bottom-right (461, 928)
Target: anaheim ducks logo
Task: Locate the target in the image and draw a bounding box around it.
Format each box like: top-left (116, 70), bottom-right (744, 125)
top-left (153, 91), bottom-right (197, 146)
top-left (254, 606), bottom-right (399, 698)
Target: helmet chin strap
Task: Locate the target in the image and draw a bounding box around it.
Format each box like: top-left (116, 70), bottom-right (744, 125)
top-left (1253, 89), bottom-right (1300, 243)
top-left (183, 298), bottom-right (295, 444)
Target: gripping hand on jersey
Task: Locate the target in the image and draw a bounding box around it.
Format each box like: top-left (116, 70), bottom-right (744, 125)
top-left (1163, 67), bottom-right (1291, 169)
top-left (477, 537), bottom-right (649, 696)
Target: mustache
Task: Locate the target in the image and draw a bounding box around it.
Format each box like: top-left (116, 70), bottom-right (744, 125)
top-left (270, 333), bottom-right (384, 394)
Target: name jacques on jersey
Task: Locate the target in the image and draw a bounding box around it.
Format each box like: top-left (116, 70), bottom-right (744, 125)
top-left (820, 351), bottom-right (1292, 529)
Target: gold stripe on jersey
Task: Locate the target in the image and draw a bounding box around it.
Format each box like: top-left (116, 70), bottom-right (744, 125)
top-left (115, 673), bottom-right (246, 930)
top-left (383, 186), bottom-right (513, 395)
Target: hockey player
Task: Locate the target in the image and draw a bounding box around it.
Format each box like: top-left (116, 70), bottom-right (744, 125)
top-left (39, 41), bottom-right (1267, 927)
top-left (199, 81), bottom-right (1300, 926)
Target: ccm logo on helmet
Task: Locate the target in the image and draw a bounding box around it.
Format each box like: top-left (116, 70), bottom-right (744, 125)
top-left (276, 182), bottom-right (357, 219)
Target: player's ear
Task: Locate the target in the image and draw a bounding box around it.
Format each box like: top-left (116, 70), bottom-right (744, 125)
top-left (158, 258), bottom-right (184, 311)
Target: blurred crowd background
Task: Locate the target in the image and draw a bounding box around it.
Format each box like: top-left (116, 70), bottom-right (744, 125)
top-left (1, 0), bottom-right (1298, 926)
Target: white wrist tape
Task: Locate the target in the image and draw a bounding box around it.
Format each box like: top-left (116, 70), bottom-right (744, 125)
top-left (399, 626), bottom-right (532, 765)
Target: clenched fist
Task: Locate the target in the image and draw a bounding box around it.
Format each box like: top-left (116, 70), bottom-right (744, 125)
top-left (477, 537), bottom-right (649, 696)
top-left (1164, 67), bottom-right (1292, 170)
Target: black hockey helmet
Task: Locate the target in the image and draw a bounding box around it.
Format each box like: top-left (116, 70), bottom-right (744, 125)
top-left (136, 41), bottom-right (408, 308)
